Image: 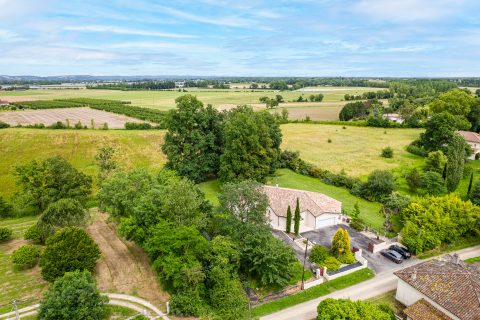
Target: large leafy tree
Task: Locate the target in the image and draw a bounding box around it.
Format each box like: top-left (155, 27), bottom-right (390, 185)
top-left (420, 112), bottom-right (470, 152)
top-left (428, 88), bottom-right (475, 117)
top-left (219, 106), bottom-right (281, 182)
top-left (445, 134), bottom-right (467, 192)
top-left (94, 146), bottom-right (117, 182)
top-left (14, 156), bottom-right (92, 213)
top-left (317, 298), bottom-right (392, 320)
top-left (218, 180), bottom-right (269, 226)
top-left (40, 227), bottom-right (101, 282)
top-left (162, 95), bottom-right (223, 183)
top-left (39, 270), bottom-right (107, 320)
top-left (359, 170), bottom-right (396, 201)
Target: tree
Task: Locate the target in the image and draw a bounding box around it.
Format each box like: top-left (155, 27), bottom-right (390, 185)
top-left (38, 270), bottom-right (108, 320)
top-left (428, 89), bottom-right (475, 117)
top-left (162, 95), bottom-right (223, 183)
top-left (339, 101), bottom-right (368, 121)
top-left (309, 245), bottom-right (329, 264)
top-left (218, 180), bottom-right (269, 226)
top-left (286, 205), bottom-right (292, 233)
top-left (12, 245), bottom-right (41, 269)
top-left (351, 202), bottom-right (360, 220)
top-left (36, 198), bottom-right (89, 242)
top-left (469, 180), bottom-right (480, 205)
top-left (406, 168), bottom-right (422, 192)
top-left (468, 172), bottom-right (474, 196)
top-left (421, 171), bottom-right (447, 195)
top-left (14, 156), bottom-right (92, 213)
top-left (94, 146), bottom-right (116, 182)
top-left (275, 94), bottom-right (284, 102)
top-left (317, 298), bottom-right (392, 320)
top-left (424, 150), bottom-right (447, 173)
top-left (331, 228), bottom-right (350, 257)
top-left (294, 198), bottom-right (300, 236)
top-left (0, 195), bottom-right (12, 218)
top-left (40, 227), bottom-right (101, 282)
top-left (360, 170), bottom-right (396, 201)
top-left (219, 106), bottom-right (281, 182)
top-left (420, 112), bottom-right (470, 152)
top-left (445, 134), bottom-right (466, 192)
top-left (380, 147), bottom-right (393, 158)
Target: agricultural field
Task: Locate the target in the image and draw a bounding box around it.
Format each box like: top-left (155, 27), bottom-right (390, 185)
top-left (0, 86), bottom-right (381, 111)
top-left (0, 107), bottom-right (149, 129)
top-left (281, 123), bottom-right (424, 177)
top-left (0, 129), bottom-right (166, 198)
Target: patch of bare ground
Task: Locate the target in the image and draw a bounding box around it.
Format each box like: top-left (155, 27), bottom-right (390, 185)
top-left (87, 210), bottom-right (169, 310)
top-left (0, 107), bottom-right (149, 129)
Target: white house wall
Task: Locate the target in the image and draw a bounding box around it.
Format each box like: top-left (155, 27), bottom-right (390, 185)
top-left (315, 213), bottom-right (340, 229)
top-left (395, 279), bottom-right (460, 320)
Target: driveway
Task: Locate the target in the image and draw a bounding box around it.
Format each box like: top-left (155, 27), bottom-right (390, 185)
top-left (272, 229), bottom-right (313, 270)
top-left (301, 225), bottom-right (414, 274)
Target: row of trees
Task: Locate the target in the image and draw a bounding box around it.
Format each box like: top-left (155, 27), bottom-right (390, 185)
top-left (162, 95), bottom-right (282, 183)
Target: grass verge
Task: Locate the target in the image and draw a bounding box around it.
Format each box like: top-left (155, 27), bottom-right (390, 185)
top-left (251, 268), bottom-right (374, 318)
top-left (465, 256), bottom-right (480, 263)
top-left (417, 236), bottom-right (480, 259)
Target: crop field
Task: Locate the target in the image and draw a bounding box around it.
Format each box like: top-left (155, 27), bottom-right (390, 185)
top-left (272, 105), bottom-right (343, 121)
top-left (281, 123), bottom-right (424, 177)
top-left (0, 129), bottom-right (166, 198)
top-left (0, 86), bottom-right (381, 111)
top-left (0, 107), bottom-right (150, 129)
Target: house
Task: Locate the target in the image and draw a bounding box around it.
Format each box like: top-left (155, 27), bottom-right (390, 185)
top-left (458, 131), bottom-right (480, 160)
top-left (385, 113), bottom-right (404, 124)
top-left (394, 254), bottom-right (480, 320)
top-left (262, 186), bottom-right (343, 232)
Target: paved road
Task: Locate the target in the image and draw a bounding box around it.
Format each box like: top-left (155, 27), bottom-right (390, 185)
top-left (261, 245), bottom-right (480, 320)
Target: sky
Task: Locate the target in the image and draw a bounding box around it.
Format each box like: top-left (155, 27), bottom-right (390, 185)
top-left (0, 0), bottom-right (480, 77)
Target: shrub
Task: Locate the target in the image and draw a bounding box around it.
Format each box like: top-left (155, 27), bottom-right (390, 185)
top-left (12, 245), bottom-right (41, 269)
top-left (381, 147), bottom-right (393, 158)
top-left (421, 171), bottom-right (447, 195)
top-left (309, 245), bottom-right (330, 264)
top-left (40, 227), bottom-right (101, 282)
top-left (424, 150), bottom-right (447, 173)
top-left (349, 219), bottom-right (365, 231)
top-left (124, 122), bottom-right (153, 130)
top-left (0, 227), bottom-right (13, 242)
top-left (24, 224), bottom-right (41, 243)
top-left (327, 138), bottom-right (332, 143)
top-left (317, 298), bottom-right (392, 320)
top-left (322, 256), bottom-right (341, 271)
top-left (38, 270), bottom-right (108, 320)
top-left (406, 168), bottom-right (422, 192)
top-left (470, 180), bottom-right (480, 205)
top-left (0, 195), bottom-right (13, 218)
top-left (359, 170), bottom-right (396, 202)
top-left (331, 228), bottom-right (351, 257)
top-left (0, 121), bottom-right (11, 128)
top-left (406, 143), bottom-right (427, 157)
top-left (337, 252), bottom-right (356, 264)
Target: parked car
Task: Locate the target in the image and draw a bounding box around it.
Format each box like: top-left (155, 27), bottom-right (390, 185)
top-left (381, 249), bottom-right (404, 264)
top-left (389, 245), bottom-right (411, 259)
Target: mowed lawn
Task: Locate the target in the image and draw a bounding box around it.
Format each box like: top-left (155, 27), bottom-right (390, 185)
top-left (281, 123), bottom-right (424, 177)
top-left (0, 216), bottom-right (47, 314)
top-left (0, 129), bottom-right (166, 199)
top-left (0, 86), bottom-right (381, 110)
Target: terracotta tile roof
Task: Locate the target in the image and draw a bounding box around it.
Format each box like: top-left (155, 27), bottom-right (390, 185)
top-left (458, 131), bottom-right (480, 144)
top-left (404, 299), bottom-right (453, 320)
top-left (262, 186), bottom-right (342, 217)
top-left (394, 255), bottom-right (480, 320)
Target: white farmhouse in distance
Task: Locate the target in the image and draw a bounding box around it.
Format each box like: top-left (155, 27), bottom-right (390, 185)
top-left (262, 186), bottom-right (343, 233)
top-left (458, 130), bottom-right (480, 160)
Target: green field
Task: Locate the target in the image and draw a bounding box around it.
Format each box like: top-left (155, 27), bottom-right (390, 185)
top-left (0, 129), bottom-right (166, 199)
top-left (0, 86), bottom-right (381, 111)
top-left (281, 123), bottom-right (424, 177)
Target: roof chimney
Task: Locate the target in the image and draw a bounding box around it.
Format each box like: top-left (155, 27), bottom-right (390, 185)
top-left (411, 270), bottom-right (417, 281)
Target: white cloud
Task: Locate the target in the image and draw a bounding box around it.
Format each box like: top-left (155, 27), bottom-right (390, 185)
top-left (109, 41), bottom-right (215, 52)
top-left (64, 25), bottom-right (194, 38)
top-left (353, 0), bottom-right (464, 22)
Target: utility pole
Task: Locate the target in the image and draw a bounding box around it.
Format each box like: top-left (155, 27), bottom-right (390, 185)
top-left (301, 238), bottom-right (308, 290)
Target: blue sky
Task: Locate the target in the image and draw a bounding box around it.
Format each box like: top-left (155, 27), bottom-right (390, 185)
top-left (1, 0), bottom-right (480, 76)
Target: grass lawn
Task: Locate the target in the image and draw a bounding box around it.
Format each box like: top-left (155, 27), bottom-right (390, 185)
top-left (198, 180), bottom-right (221, 206)
top-left (0, 129), bottom-right (166, 199)
top-left (368, 290), bottom-right (405, 315)
top-left (281, 123), bottom-right (424, 177)
top-left (465, 256), bottom-right (480, 263)
top-left (0, 86), bottom-right (381, 110)
top-left (251, 268), bottom-right (374, 318)
top-left (0, 216), bottom-right (47, 314)
top-left (268, 169), bottom-right (385, 231)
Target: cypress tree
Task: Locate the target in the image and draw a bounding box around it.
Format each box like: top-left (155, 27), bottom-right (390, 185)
top-left (294, 198), bottom-right (300, 236)
top-left (286, 205), bottom-right (292, 233)
top-left (468, 172), bottom-right (474, 196)
top-left (442, 163), bottom-right (447, 180)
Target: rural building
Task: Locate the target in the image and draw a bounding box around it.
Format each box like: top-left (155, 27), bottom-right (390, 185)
top-left (262, 186), bottom-right (342, 232)
top-left (458, 130), bottom-right (480, 160)
top-left (384, 113), bottom-right (404, 124)
top-left (394, 254), bottom-right (480, 320)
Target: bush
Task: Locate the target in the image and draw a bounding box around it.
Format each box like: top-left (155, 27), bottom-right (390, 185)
top-left (0, 121), bottom-right (11, 129)
top-left (124, 122), bottom-right (153, 130)
top-left (380, 147), bottom-right (393, 158)
top-left (421, 171), bottom-right (447, 195)
top-left (406, 168), bottom-right (422, 192)
top-left (359, 170), bottom-right (396, 202)
top-left (24, 224), bottom-right (41, 243)
top-left (337, 252), bottom-right (356, 264)
top-left (12, 245), bottom-right (41, 269)
top-left (349, 219), bottom-right (365, 231)
top-left (309, 245), bottom-right (330, 264)
top-left (170, 290), bottom-right (203, 317)
top-left (0, 195), bottom-right (13, 218)
top-left (40, 227), bottom-right (101, 282)
top-left (38, 270), bottom-right (108, 320)
top-left (406, 143), bottom-right (427, 157)
top-left (0, 227), bottom-right (13, 242)
top-left (317, 298), bottom-right (392, 320)
top-left (322, 256), bottom-right (341, 271)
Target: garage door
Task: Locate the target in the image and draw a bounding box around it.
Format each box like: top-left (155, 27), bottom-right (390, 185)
top-left (316, 217), bottom-right (336, 229)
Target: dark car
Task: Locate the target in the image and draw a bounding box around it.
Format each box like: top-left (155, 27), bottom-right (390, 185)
top-left (389, 245), bottom-right (411, 259)
top-left (381, 249), bottom-right (404, 264)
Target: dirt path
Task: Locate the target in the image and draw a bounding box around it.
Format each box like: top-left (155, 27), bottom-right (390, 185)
top-left (87, 211), bottom-right (169, 309)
